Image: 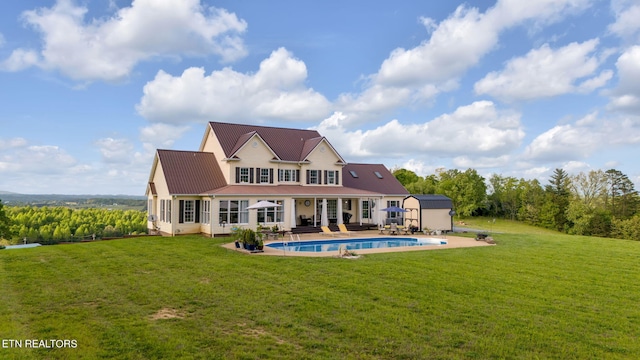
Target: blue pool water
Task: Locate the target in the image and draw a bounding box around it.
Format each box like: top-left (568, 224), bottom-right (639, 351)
top-left (267, 237), bottom-right (447, 253)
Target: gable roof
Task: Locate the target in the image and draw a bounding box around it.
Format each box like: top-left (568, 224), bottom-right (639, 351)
top-left (342, 163), bottom-right (409, 195)
top-left (208, 122), bottom-right (344, 162)
top-left (156, 150), bottom-right (227, 195)
top-left (405, 194), bottom-right (453, 209)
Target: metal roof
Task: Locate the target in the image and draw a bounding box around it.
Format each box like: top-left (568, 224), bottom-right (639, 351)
top-left (209, 122), bottom-right (329, 162)
top-left (157, 150), bottom-right (227, 195)
top-left (342, 163), bottom-right (409, 196)
top-left (405, 194), bottom-right (453, 209)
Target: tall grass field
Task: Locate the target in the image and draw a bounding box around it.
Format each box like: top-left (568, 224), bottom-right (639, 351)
top-left (1, 224), bottom-right (639, 359)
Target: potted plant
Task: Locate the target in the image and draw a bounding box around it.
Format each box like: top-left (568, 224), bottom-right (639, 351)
top-left (230, 227), bottom-right (245, 248)
top-left (243, 229), bottom-right (257, 251)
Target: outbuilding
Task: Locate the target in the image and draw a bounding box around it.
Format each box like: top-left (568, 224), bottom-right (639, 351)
top-left (402, 194), bottom-right (455, 232)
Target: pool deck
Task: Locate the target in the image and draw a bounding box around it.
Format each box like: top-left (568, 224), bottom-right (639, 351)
top-left (222, 230), bottom-right (495, 257)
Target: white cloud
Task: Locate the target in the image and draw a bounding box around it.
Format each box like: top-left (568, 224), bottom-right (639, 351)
top-left (453, 155), bottom-right (512, 169)
top-left (334, 0), bottom-right (591, 127)
top-left (607, 46), bottom-right (640, 112)
top-left (95, 138), bottom-right (136, 164)
top-left (474, 39), bottom-right (611, 101)
top-left (136, 48), bottom-right (332, 124)
top-left (1, 145), bottom-right (77, 174)
top-left (562, 160), bottom-right (591, 174)
top-left (609, 0), bottom-right (640, 42)
top-left (0, 0), bottom-right (247, 81)
top-left (528, 113), bottom-right (640, 162)
top-left (318, 101), bottom-right (524, 162)
top-left (0, 137), bottom-right (28, 150)
top-left (376, 0), bottom-right (590, 88)
top-left (0, 137), bottom-right (152, 194)
top-left (139, 123), bottom-right (190, 148)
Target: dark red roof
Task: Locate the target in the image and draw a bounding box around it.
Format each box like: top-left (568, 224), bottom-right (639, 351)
top-left (203, 184), bottom-right (379, 196)
top-left (209, 122), bottom-right (323, 161)
top-left (342, 163), bottom-right (409, 195)
top-left (157, 150), bottom-right (227, 194)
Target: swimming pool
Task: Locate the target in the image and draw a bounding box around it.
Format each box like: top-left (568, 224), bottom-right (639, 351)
top-left (266, 237), bottom-right (447, 253)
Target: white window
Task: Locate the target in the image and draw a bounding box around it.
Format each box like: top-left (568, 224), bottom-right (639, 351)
top-left (219, 200), bottom-right (249, 224)
top-left (387, 200), bottom-right (400, 219)
top-left (279, 169), bottom-right (298, 182)
top-left (183, 200), bottom-right (195, 223)
top-left (239, 168), bottom-right (250, 183)
top-left (201, 200), bottom-right (211, 224)
top-left (308, 170), bottom-right (320, 184)
top-left (317, 199), bottom-right (337, 220)
top-left (160, 200), bottom-right (165, 222)
top-left (166, 201), bottom-right (171, 224)
top-left (326, 171), bottom-right (337, 184)
top-left (257, 200), bottom-right (284, 223)
top-left (362, 201), bottom-right (370, 219)
top-left (260, 168), bottom-right (270, 183)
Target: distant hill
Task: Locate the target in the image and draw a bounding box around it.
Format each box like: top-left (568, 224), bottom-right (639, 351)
top-left (0, 192), bottom-right (147, 209)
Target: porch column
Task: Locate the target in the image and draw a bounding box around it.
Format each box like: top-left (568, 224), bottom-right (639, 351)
top-left (321, 198), bottom-right (328, 227)
top-left (337, 197), bottom-right (343, 225)
top-left (290, 198), bottom-right (296, 229)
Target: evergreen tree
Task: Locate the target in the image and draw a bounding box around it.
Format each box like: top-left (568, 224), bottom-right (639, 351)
top-left (545, 168), bottom-right (571, 231)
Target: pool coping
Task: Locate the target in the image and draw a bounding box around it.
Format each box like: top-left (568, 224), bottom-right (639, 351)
top-left (222, 230), bottom-right (495, 257)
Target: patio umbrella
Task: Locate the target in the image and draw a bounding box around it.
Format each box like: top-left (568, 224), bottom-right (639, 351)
top-left (246, 200), bottom-right (282, 210)
top-left (380, 205), bottom-right (407, 226)
top-left (247, 200), bottom-right (282, 227)
top-left (380, 206), bottom-right (407, 213)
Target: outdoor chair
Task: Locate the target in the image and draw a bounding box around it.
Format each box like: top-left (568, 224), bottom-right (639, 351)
top-left (389, 223), bottom-right (398, 235)
top-left (320, 226), bottom-right (338, 237)
top-left (337, 224), bottom-right (352, 236)
top-left (299, 215), bottom-right (311, 226)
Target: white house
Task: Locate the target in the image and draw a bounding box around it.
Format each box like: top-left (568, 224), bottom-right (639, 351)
top-left (146, 122), bottom-right (409, 236)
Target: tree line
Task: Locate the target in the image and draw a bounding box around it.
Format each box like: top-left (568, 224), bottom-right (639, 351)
top-left (0, 203), bottom-right (147, 244)
top-left (393, 167), bottom-right (640, 241)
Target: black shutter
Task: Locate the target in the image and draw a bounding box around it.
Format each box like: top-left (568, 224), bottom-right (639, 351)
top-left (296, 170), bottom-right (300, 182)
top-left (235, 167), bottom-right (240, 183)
top-left (318, 170), bottom-right (322, 184)
top-left (324, 170), bottom-right (328, 184)
top-left (269, 169), bottom-right (274, 183)
top-left (336, 171), bottom-right (339, 185)
top-left (179, 200), bottom-right (184, 223)
top-left (256, 168), bottom-right (261, 184)
top-left (195, 200), bottom-right (201, 223)
top-left (306, 170), bottom-right (310, 184)
top-left (249, 168), bottom-right (254, 183)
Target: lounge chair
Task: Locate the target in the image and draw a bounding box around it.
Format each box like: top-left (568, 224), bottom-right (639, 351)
top-left (337, 224), bottom-right (352, 236)
top-left (320, 226), bottom-right (338, 237)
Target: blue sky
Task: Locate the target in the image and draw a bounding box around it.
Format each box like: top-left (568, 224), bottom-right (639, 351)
top-left (1, 0), bottom-right (639, 195)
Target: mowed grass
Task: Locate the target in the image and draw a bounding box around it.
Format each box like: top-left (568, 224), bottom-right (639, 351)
top-left (1, 232), bottom-right (640, 359)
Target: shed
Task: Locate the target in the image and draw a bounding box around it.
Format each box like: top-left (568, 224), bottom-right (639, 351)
top-left (402, 195), bottom-right (454, 232)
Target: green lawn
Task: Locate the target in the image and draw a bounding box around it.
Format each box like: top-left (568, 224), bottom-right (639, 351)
top-left (1, 232), bottom-right (640, 359)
